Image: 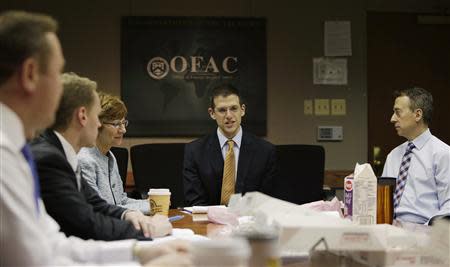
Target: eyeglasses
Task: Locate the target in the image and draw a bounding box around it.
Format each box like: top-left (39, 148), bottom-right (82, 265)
top-left (103, 120), bottom-right (129, 128)
top-left (215, 106), bottom-right (240, 116)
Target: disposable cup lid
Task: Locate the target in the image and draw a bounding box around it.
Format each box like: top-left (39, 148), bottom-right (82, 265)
top-left (148, 188), bottom-right (171, 195)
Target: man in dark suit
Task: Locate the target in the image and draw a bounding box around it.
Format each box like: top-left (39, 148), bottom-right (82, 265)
top-left (183, 84), bottom-right (276, 206)
top-left (31, 72), bottom-right (171, 241)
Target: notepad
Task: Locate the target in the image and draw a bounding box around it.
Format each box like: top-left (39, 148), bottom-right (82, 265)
top-left (183, 205), bottom-right (226, 214)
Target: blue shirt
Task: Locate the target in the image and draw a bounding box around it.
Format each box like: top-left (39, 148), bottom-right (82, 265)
top-left (382, 129), bottom-right (450, 224)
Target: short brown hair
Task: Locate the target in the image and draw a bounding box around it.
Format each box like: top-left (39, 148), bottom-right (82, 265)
top-left (209, 83), bottom-right (243, 109)
top-left (394, 87), bottom-right (433, 125)
top-left (0, 10), bottom-right (58, 85)
top-left (51, 72), bottom-right (97, 131)
top-left (98, 92), bottom-right (127, 122)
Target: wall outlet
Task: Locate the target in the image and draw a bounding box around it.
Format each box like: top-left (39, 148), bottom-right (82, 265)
top-left (314, 99), bottom-right (330, 115)
top-left (331, 99), bottom-right (346, 115)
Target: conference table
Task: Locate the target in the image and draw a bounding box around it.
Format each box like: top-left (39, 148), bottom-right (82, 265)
top-left (168, 209), bottom-right (367, 267)
top-left (169, 209), bottom-right (208, 235)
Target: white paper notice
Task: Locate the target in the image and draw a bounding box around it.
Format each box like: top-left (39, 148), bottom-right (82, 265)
top-left (313, 57), bottom-right (347, 85)
top-left (324, 21), bottom-right (352, 56)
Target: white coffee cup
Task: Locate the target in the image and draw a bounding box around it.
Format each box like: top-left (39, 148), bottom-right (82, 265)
top-left (147, 188), bottom-right (171, 216)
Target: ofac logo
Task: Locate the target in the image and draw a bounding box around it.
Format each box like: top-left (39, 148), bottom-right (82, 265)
top-left (147, 57), bottom-right (169, 80)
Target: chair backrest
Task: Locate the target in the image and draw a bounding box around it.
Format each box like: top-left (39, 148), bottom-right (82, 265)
top-left (272, 144), bottom-right (325, 205)
top-left (110, 147), bottom-right (129, 190)
top-left (130, 143), bottom-right (185, 208)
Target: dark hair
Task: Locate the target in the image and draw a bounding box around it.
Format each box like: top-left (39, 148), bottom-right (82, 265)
top-left (209, 83), bottom-right (243, 109)
top-left (0, 10), bottom-right (58, 85)
top-left (51, 72), bottom-right (97, 131)
top-left (394, 87), bottom-right (433, 125)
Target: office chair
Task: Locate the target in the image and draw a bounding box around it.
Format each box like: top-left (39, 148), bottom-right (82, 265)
top-left (110, 146), bottom-right (129, 191)
top-left (130, 143), bottom-right (186, 208)
top-left (272, 144), bottom-right (325, 205)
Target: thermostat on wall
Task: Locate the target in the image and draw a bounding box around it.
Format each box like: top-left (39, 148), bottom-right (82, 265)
top-left (317, 126), bottom-right (343, 141)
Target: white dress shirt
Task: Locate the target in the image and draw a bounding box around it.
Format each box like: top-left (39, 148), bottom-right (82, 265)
top-left (0, 103), bottom-right (136, 266)
top-left (217, 126), bottom-right (242, 179)
top-left (54, 130), bottom-right (81, 190)
top-left (382, 129), bottom-right (450, 224)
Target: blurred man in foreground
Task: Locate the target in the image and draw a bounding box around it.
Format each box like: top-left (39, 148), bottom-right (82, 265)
top-left (0, 10), bottom-right (188, 266)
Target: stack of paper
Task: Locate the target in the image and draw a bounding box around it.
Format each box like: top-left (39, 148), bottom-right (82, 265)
top-left (182, 205), bottom-right (226, 222)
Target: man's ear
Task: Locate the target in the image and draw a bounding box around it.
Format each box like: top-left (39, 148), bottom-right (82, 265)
top-left (19, 57), bottom-right (40, 94)
top-left (208, 107), bottom-right (216, 120)
top-left (76, 107), bottom-right (88, 127)
top-left (414, 108), bottom-right (423, 122)
top-left (241, 104), bottom-right (246, 117)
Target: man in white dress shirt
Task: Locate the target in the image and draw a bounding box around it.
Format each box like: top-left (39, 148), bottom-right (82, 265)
top-left (382, 87), bottom-right (450, 225)
top-left (0, 10), bottom-right (188, 266)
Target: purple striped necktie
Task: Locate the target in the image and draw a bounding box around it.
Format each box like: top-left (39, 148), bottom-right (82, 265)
top-left (393, 141), bottom-right (415, 215)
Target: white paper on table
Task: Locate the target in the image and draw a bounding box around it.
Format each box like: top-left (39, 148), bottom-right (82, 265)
top-left (183, 205), bottom-right (226, 214)
top-left (145, 228), bottom-right (209, 244)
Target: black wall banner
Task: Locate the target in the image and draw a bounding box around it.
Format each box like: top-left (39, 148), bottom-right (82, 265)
top-left (121, 16), bottom-right (267, 137)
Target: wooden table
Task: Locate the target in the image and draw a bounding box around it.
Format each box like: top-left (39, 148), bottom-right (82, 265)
top-left (169, 209), bottom-right (209, 236)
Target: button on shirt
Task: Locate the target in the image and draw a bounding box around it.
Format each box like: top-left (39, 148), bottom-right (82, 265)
top-left (382, 129), bottom-right (450, 224)
top-left (217, 126), bottom-right (242, 179)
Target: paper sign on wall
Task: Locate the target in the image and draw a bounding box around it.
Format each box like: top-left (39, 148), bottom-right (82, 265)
top-left (325, 21), bottom-right (352, 56)
top-left (313, 57), bottom-right (347, 85)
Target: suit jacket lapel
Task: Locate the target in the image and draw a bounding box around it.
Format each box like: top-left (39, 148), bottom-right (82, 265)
top-left (236, 132), bottom-right (254, 192)
top-left (41, 129), bottom-right (79, 189)
top-left (42, 129), bottom-right (66, 158)
top-left (207, 133), bottom-right (223, 181)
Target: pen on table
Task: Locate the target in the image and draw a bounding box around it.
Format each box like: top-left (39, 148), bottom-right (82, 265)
top-left (181, 208), bottom-right (192, 214)
top-left (169, 215), bottom-right (184, 222)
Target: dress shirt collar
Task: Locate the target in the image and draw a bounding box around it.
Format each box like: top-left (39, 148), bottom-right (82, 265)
top-left (0, 103), bottom-right (26, 152)
top-left (410, 128), bottom-right (431, 151)
top-left (53, 130), bottom-right (78, 172)
top-left (217, 126), bottom-right (242, 149)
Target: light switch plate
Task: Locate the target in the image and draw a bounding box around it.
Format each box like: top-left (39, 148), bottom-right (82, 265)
top-left (304, 99), bottom-right (313, 115)
top-left (331, 99), bottom-right (346, 115)
top-left (314, 99), bottom-right (330, 115)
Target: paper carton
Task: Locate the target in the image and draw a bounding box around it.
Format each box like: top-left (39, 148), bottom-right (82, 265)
top-left (350, 163), bottom-right (377, 225)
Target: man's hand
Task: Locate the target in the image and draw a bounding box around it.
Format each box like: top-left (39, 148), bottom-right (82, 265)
top-left (124, 211), bottom-right (172, 238)
top-left (136, 240), bottom-right (190, 265)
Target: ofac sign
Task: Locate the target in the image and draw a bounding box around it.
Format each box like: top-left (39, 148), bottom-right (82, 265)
top-left (147, 56), bottom-right (238, 80)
